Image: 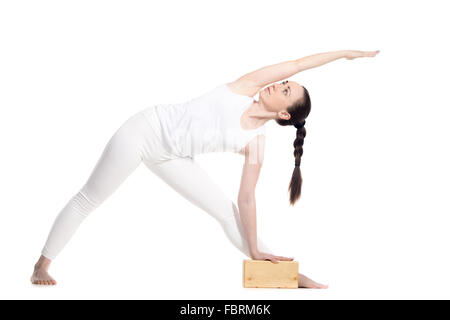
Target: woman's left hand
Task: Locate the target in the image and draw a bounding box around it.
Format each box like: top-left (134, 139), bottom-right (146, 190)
top-left (251, 251), bottom-right (294, 263)
top-left (345, 50), bottom-right (380, 60)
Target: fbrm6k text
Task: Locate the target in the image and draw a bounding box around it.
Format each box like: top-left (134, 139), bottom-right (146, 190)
top-left (179, 304), bottom-right (271, 317)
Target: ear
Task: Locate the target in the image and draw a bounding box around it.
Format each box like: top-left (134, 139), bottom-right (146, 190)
top-left (278, 111), bottom-right (291, 121)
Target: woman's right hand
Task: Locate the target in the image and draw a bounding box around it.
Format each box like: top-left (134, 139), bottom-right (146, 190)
top-left (345, 50), bottom-right (380, 60)
top-left (251, 251), bottom-right (294, 263)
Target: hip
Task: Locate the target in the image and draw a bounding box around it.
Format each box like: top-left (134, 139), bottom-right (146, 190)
top-left (133, 106), bottom-right (182, 164)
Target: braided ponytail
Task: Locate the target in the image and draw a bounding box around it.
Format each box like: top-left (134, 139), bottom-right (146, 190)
top-left (289, 120), bottom-right (306, 206)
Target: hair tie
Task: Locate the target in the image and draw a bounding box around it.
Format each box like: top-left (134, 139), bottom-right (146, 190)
top-left (294, 161), bottom-right (300, 167)
top-left (294, 120), bottom-right (306, 129)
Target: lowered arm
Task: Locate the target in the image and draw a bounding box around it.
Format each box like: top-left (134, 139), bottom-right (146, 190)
top-left (237, 135), bottom-right (265, 257)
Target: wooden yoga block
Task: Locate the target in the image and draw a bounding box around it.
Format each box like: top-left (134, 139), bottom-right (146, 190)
top-left (243, 259), bottom-right (299, 288)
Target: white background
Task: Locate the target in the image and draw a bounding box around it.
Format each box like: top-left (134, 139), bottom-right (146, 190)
top-left (1, 0), bottom-right (449, 299)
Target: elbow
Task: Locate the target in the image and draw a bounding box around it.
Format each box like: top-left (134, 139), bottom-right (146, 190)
top-left (238, 194), bottom-right (256, 207)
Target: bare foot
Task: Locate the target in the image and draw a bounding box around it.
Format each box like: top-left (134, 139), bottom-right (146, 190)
top-left (298, 272), bottom-right (328, 289)
top-left (30, 255), bottom-right (57, 285)
top-left (31, 268), bottom-right (57, 285)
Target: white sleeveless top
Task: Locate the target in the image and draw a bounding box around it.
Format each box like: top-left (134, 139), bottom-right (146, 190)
top-left (147, 83), bottom-right (266, 158)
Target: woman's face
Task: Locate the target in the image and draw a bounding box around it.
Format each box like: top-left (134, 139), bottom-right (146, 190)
top-left (258, 80), bottom-right (305, 120)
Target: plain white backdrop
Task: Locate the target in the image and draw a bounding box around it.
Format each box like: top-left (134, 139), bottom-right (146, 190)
top-left (1, 0), bottom-right (449, 299)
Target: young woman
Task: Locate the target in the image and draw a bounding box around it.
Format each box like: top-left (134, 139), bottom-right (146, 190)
top-left (31, 49), bottom-right (379, 288)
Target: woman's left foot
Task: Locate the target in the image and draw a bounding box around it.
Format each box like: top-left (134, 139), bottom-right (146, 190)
top-left (30, 267), bottom-right (57, 285)
top-left (298, 272), bottom-right (328, 289)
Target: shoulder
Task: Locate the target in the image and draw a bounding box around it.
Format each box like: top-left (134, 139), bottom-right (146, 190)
top-left (226, 80), bottom-right (261, 98)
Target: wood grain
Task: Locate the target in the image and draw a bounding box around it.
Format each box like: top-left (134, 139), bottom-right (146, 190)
top-left (243, 259), bottom-right (299, 288)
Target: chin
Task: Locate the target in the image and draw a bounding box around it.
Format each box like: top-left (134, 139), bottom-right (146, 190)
top-left (258, 91), bottom-right (264, 100)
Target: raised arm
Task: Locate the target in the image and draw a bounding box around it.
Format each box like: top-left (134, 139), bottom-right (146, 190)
top-left (234, 49), bottom-right (380, 90)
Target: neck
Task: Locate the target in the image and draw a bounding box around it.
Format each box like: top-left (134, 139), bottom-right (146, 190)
top-left (243, 100), bottom-right (276, 127)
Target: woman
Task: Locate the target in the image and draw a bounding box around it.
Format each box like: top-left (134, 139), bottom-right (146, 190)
top-left (31, 49), bottom-right (379, 288)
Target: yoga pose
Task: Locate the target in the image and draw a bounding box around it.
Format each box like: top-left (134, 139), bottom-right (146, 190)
top-left (31, 49), bottom-right (379, 288)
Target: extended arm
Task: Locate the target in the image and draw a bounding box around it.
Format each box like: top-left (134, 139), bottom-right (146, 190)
top-left (236, 49), bottom-right (379, 89)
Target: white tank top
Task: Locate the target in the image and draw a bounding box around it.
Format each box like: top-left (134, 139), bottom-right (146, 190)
top-left (148, 83), bottom-right (266, 158)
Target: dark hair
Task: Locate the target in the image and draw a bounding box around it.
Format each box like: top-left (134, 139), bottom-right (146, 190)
top-left (275, 86), bottom-right (311, 206)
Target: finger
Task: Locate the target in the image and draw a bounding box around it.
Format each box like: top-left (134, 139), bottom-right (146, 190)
top-left (278, 256), bottom-right (294, 261)
top-left (274, 255), bottom-right (292, 260)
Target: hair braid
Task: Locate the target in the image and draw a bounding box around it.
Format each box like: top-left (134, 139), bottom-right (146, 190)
top-left (289, 121), bottom-right (306, 205)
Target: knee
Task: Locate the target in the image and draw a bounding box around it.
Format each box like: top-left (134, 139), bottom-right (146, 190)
top-left (231, 202), bottom-right (240, 219)
top-left (215, 201), bottom-right (240, 224)
top-left (71, 189), bottom-right (100, 218)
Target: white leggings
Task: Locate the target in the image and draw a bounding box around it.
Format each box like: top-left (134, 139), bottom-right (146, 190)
top-left (41, 107), bottom-right (273, 260)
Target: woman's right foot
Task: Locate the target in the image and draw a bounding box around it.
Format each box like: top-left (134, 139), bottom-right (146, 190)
top-left (30, 268), bottom-right (57, 285)
top-left (298, 272), bottom-right (328, 289)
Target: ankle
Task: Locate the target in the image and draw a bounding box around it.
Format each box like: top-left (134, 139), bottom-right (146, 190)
top-left (34, 255), bottom-right (51, 270)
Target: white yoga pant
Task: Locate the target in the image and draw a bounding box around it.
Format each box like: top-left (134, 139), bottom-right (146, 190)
top-left (41, 107), bottom-right (273, 260)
